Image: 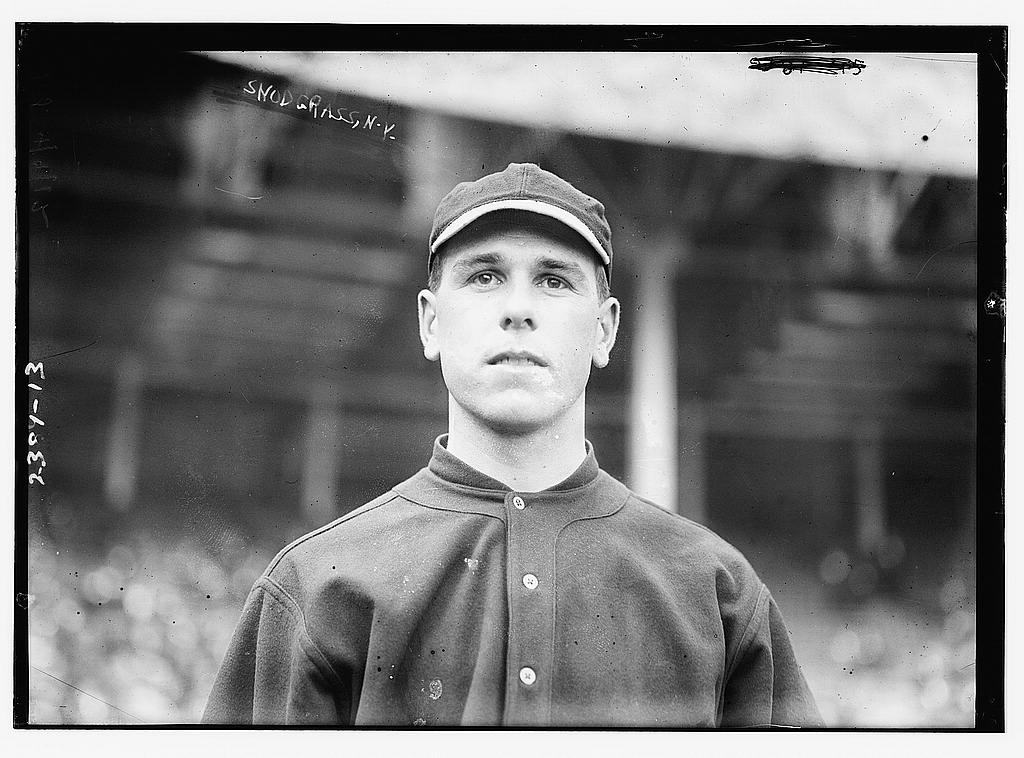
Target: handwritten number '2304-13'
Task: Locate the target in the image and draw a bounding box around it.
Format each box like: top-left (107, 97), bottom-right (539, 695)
top-left (26, 362), bottom-right (46, 485)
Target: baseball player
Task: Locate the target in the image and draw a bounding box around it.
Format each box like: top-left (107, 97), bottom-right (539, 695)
top-left (203, 162), bottom-right (823, 727)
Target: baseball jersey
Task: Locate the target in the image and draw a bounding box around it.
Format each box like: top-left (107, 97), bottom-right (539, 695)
top-left (203, 435), bottom-right (823, 727)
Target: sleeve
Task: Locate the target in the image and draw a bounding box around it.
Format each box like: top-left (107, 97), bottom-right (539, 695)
top-left (202, 578), bottom-right (351, 725)
top-left (719, 586), bottom-right (825, 728)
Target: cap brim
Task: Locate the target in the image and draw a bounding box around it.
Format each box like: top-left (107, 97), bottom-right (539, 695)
top-left (430, 198), bottom-right (610, 266)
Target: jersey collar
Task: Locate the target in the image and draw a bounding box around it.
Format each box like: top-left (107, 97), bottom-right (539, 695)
top-left (427, 434), bottom-right (600, 492)
top-left (393, 434), bottom-right (626, 522)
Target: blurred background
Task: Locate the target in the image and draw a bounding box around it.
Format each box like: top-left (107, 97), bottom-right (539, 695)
top-left (22, 35), bottom-right (979, 726)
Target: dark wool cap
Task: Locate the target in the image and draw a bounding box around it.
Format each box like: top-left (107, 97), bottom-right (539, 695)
top-left (429, 162), bottom-right (613, 279)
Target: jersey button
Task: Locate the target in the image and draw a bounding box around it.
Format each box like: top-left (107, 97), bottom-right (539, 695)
top-left (512, 495), bottom-right (526, 510)
top-left (522, 573), bottom-right (539, 590)
top-left (519, 666), bottom-right (537, 686)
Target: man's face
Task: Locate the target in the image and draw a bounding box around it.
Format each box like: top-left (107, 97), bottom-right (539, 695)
top-left (418, 218), bottom-right (619, 435)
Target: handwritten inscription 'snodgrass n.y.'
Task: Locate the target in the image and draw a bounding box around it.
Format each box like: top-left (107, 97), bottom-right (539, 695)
top-left (241, 79), bottom-right (398, 141)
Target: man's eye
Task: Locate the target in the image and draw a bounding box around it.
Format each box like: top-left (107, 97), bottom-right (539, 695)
top-left (542, 276), bottom-right (566, 289)
top-left (472, 272), bottom-right (498, 286)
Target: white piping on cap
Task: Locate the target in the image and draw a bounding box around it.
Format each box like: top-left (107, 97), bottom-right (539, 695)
top-left (430, 198), bottom-right (610, 265)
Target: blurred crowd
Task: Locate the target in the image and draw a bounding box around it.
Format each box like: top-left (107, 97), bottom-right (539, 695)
top-left (27, 521), bottom-right (974, 726)
top-left (808, 574), bottom-right (976, 727)
top-left (28, 523), bottom-right (265, 724)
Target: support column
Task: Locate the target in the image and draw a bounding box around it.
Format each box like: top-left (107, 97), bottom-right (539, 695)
top-left (301, 382), bottom-right (342, 525)
top-left (677, 399), bottom-right (708, 524)
top-left (104, 353), bottom-right (145, 510)
top-left (402, 111), bottom-right (492, 236)
top-left (627, 242), bottom-right (680, 513)
top-left (854, 419), bottom-right (888, 554)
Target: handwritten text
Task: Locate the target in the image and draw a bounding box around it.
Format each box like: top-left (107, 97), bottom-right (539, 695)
top-left (748, 57), bottom-right (866, 76)
top-left (242, 79), bottom-right (397, 141)
top-left (30, 131), bottom-right (58, 227)
top-left (26, 362), bottom-right (46, 486)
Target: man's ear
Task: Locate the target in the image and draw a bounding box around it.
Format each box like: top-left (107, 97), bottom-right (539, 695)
top-left (592, 296), bottom-right (620, 369)
top-left (417, 289), bottom-right (441, 362)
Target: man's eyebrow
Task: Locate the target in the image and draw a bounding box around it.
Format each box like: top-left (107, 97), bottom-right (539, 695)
top-left (535, 258), bottom-right (587, 278)
top-left (449, 251), bottom-right (507, 273)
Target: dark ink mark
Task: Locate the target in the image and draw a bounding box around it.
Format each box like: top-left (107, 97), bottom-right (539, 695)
top-left (39, 339), bottom-right (98, 361)
top-left (921, 135), bottom-right (929, 141)
top-left (749, 56), bottom-right (866, 76)
top-left (284, 479), bottom-right (298, 485)
top-left (31, 666), bottom-right (147, 723)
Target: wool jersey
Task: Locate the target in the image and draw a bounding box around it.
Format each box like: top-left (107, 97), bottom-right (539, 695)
top-left (203, 436), bottom-right (823, 727)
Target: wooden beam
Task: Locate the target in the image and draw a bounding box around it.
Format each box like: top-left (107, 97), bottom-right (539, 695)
top-left (53, 164), bottom-right (410, 243)
top-left (37, 337), bottom-right (973, 442)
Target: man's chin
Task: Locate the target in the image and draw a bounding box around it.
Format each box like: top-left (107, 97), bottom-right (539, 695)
top-left (482, 415), bottom-right (550, 436)
top-left (470, 400), bottom-right (565, 436)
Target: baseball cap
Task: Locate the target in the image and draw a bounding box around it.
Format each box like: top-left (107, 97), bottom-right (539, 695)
top-left (429, 162), bottom-right (613, 279)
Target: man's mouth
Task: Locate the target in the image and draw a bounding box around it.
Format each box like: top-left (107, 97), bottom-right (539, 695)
top-left (487, 351), bottom-right (548, 367)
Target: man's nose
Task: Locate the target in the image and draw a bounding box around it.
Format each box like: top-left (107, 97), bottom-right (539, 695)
top-left (499, 280), bottom-right (536, 330)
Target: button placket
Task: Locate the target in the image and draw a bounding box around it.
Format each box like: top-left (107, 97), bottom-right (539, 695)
top-left (503, 490), bottom-right (565, 725)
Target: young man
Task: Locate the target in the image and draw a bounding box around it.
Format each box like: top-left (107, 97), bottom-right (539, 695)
top-left (203, 162), bottom-right (823, 727)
